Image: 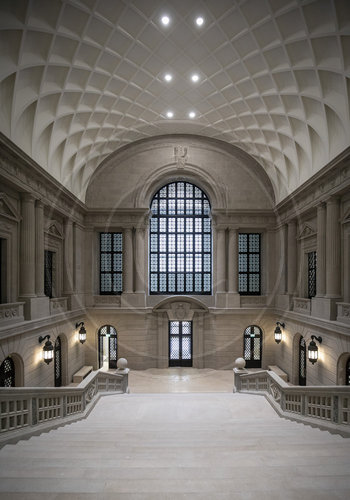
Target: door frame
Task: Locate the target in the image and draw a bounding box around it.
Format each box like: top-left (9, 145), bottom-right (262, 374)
top-left (169, 320), bottom-right (193, 367)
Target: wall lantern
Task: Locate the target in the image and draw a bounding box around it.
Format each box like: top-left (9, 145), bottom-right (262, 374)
top-left (274, 322), bottom-right (285, 344)
top-left (38, 335), bottom-right (54, 364)
top-left (76, 322), bottom-right (87, 344)
top-left (308, 335), bottom-right (322, 364)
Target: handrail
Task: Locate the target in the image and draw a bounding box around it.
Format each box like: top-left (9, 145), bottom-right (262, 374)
top-left (0, 369), bottom-right (129, 446)
top-left (233, 369), bottom-right (350, 437)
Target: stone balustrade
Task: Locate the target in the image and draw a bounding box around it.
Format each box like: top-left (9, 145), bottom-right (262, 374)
top-left (233, 368), bottom-right (350, 436)
top-left (0, 368), bottom-right (129, 446)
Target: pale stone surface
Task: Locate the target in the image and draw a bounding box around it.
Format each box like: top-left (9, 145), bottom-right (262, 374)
top-left (0, 388), bottom-right (349, 499)
top-left (128, 368), bottom-right (234, 393)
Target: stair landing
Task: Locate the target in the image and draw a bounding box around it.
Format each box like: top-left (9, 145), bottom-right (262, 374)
top-left (0, 392), bottom-right (350, 499)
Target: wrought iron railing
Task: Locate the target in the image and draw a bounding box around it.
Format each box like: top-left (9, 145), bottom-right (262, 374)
top-left (0, 369), bottom-right (128, 446)
top-left (234, 369), bottom-right (350, 436)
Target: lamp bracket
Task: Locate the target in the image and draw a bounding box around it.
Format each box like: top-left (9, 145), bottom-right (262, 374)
top-left (276, 321), bottom-right (285, 328)
top-left (38, 334), bottom-right (51, 344)
top-left (76, 321), bottom-right (84, 328)
top-left (311, 335), bottom-right (322, 344)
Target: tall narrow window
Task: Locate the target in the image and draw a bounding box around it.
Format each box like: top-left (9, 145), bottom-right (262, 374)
top-left (307, 251), bottom-right (317, 298)
top-left (54, 336), bottom-right (62, 387)
top-left (243, 325), bottom-right (262, 368)
top-left (44, 250), bottom-right (54, 298)
top-left (346, 357), bottom-right (350, 386)
top-left (0, 357), bottom-right (15, 387)
top-left (100, 233), bottom-right (123, 294)
top-left (0, 238), bottom-right (7, 303)
top-left (98, 325), bottom-right (118, 369)
top-left (299, 336), bottom-right (306, 386)
top-left (238, 233), bottom-right (261, 295)
top-left (149, 181), bottom-right (211, 294)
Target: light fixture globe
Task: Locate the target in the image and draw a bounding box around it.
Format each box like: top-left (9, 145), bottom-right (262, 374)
top-left (274, 322), bottom-right (285, 344)
top-left (76, 322), bottom-right (87, 344)
top-left (38, 335), bottom-right (54, 365)
top-left (308, 335), bottom-right (322, 364)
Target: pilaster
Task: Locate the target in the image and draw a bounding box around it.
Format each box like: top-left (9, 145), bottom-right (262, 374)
top-left (316, 202), bottom-right (326, 297)
top-left (287, 219), bottom-right (297, 295)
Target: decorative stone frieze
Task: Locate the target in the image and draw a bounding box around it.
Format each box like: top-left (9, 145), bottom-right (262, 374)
top-left (293, 297), bottom-right (311, 315)
top-left (0, 138), bottom-right (85, 223)
top-left (337, 303), bottom-right (350, 324)
top-left (0, 302), bottom-right (25, 325)
top-left (49, 297), bottom-right (68, 315)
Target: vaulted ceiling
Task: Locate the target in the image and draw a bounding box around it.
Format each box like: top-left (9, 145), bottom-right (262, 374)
top-left (0, 0), bottom-right (349, 202)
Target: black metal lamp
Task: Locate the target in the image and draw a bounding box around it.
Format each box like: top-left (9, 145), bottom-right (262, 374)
top-left (76, 322), bottom-right (87, 344)
top-left (308, 335), bottom-right (322, 364)
top-left (38, 335), bottom-right (54, 364)
top-left (274, 322), bottom-right (285, 344)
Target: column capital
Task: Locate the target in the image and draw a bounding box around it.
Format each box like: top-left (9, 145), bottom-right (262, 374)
top-left (21, 192), bottom-right (36, 203)
top-left (326, 195), bottom-right (340, 205)
top-left (35, 199), bottom-right (44, 209)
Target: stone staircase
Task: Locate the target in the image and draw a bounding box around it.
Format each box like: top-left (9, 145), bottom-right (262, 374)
top-left (0, 392), bottom-right (350, 499)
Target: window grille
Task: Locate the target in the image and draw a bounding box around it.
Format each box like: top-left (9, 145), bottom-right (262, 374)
top-left (98, 325), bottom-right (118, 369)
top-left (0, 357), bottom-right (15, 387)
top-left (238, 233), bottom-right (261, 295)
top-left (149, 182), bottom-right (211, 294)
top-left (299, 336), bottom-right (306, 386)
top-left (54, 337), bottom-right (62, 387)
top-left (169, 321), bottom-right (192, 367)
top-left (44, 250), bottom-right (53, 298)
top-left (307, 251), bottom-right (317, 298)
top-left (346, 357), bottom-right (350, 386)
top-left (100, 233), bottom-right (123, 294)
top-left (243, 325), bottom-right (262, 368)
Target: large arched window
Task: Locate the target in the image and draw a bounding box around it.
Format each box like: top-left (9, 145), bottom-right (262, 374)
top-left (149, 181), bottom-right (211, 294)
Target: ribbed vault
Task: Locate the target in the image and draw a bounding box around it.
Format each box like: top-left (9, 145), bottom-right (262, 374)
top-left (0, 0), bottom-right (349, 202)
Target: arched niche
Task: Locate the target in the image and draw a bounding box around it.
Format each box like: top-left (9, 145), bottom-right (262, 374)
top-left (292, 333), bottom-right (307, 386)
top-left (0, 353), bottom-right (24, 387)
top-left (85, 135), bottom-right (275, 210)
top-left (153, 296), bottom-right (208, 369)
top-left (337, 352), bottom-right (350, 385)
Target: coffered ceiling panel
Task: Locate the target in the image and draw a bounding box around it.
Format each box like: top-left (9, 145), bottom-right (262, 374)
top-left (0, 0), bottom-right (349, 202)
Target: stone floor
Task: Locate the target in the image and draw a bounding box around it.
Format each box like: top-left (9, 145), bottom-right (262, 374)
top-left (1, 369), bottom-right (350, 499)
top-left (128, 367), bottom-right (234, 393)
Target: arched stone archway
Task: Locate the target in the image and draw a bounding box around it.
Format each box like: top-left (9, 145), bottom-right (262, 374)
top-left (153, 297), bottom-right (208, 369)
top-left (337, 352), bottom-right (350, 385)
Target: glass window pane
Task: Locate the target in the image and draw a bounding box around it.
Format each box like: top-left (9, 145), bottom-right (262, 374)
top-left (186, 183), bottom-right (193, 197)
top-left (186, 273), bottom-right (193, 292)
top-left (186, 254), bottom-right (193, 272)
top-left (168, 234), bottom-right (176, 252)
top-left (168, 218), bottom-right (175, 232)
top-left (159, 218), bottom-right (167, 232)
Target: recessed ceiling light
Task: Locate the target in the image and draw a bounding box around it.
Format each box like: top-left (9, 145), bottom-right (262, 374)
top-left (191, 74), bottom-right (199, 83)
top-left (196, 17), bottom-right (204, 26)
top-left (189, 111), bottom-right (196, 119)
top-left (166, 111), bottom-right (174, 118)
top-left (164, 73), bottom-right (172, 82)
top-left (161, 15), bottom-right (170, 26)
